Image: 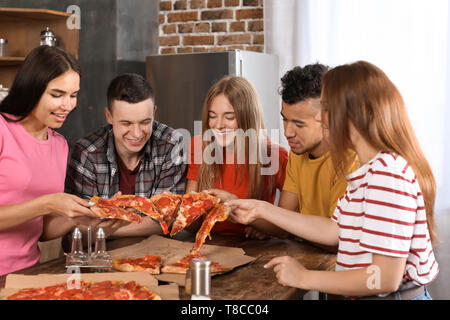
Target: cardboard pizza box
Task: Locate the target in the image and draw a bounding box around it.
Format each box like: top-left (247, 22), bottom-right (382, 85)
top-left (108, 235), bottom-right (256, 286)
top-left (0, 272), bottom-right (179, 300)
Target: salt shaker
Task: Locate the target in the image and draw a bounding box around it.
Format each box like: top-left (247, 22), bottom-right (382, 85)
top-left (189, 258), bottom-right (211, 300)
top-left (66, 227), bottom-right (86, 266)
top-left (91, 228), bottom-right (112, 271)
top-left (92, 228), bottom-right (110, 260)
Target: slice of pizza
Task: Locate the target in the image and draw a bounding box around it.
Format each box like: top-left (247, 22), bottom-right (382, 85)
top-left (190, 203), bottom-right (231, 254)
top-left (170, 191), bottom-right (221, 236)
top-left (5, 280), bottom-right (161, 300)
top-left (89, 196), bottom-right (143, 223)
top-left (112, 254), bottom-right (162, 274)
top-left (106, 194), bottom-right (161, 219)
top-left (161, 251), bottom-right (230, 274)
top-left (150, 192), bottom-right (182, 234)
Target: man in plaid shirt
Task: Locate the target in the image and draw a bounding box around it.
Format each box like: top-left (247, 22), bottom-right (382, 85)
top-left (65, 73), bottom-right (186, 237)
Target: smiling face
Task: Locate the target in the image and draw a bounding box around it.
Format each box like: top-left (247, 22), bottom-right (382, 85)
top-left (281, 98), bottom-right (326, 157)
top-left (105, 98), bottom-right (155, 158)
top-left (28, 69), bottom-right (80, 130)
top-left (208, 93), bottom-right (239, 147)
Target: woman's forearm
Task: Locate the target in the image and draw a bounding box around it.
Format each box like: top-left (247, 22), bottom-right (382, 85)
top-left (0, 195), bottom-right (52, 231)
top-left (259, 202), bottom-right (339, 246)
top-left (303, 255), bottom-right (406, 296)
top-left (40, 214), bottom-right (76, 241)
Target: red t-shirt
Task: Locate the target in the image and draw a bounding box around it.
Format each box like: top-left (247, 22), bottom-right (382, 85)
top-left (116, 153), bottom-right (142, 195)
top-left (187, 136), bottom-right (288, 236)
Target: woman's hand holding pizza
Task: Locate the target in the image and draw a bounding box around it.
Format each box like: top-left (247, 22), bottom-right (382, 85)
top-left (203, 189), bottom-right (238, 202)
top-left (225, 199), bottom-right (265, 225)
top-left (45, 193), bottom-right (98, 219)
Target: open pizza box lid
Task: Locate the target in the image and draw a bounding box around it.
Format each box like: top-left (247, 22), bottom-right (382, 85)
top-left (0, 272), bottom-right (179, 300)
top-left (108, 235), bottom-right (256, 287)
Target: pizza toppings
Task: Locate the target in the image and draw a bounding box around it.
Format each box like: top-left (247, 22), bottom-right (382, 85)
top-left (89, 196), bottom-right (144, 223)
top-left (87, 191), bottom-right (232, 275)
top-left (149, 193), bottom-right (182, 234)
top-left (6, 280), bottom-right (161, 300)
top-left (191, 204), bottom-right (231, 254)
top-left (113, 255), bottom-right (162, 274)
top-left (160, 251), bottom-right (230, 274)
top-left (170, 192), bottom-right (221, 236)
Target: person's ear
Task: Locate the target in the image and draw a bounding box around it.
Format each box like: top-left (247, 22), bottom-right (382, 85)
top-left (153, 104), bottom-right (157, 119)
top-left (105, 107), bottom-right (113, 125)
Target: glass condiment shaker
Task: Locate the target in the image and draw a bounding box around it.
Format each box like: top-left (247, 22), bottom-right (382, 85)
top-left (92, 228), bottom-right (110, 259)
top-left (66, 227), bottom-right (87, 266)
top-left (91, 228), bottom-right (112, 270)
top-left (187, 258), bottom-right (212, 300)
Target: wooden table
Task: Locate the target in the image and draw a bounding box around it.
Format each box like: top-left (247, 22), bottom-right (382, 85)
top-left (0, 233), bottom-right (336, 300)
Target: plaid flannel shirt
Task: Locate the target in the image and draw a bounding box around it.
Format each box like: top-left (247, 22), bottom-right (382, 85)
top-left (65, 121), bottom-right (187, 199)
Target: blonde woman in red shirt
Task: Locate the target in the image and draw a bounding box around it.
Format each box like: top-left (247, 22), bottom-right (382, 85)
top-left (186, 75), bottom-right (288, 238)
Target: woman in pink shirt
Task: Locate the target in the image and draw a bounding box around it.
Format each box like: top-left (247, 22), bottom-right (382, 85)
top-left (0, 46), bottom-right (98, 276)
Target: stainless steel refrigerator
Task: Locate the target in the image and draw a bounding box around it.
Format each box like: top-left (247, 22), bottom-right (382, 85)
top-left (145, 50), bottom-right (282, 142)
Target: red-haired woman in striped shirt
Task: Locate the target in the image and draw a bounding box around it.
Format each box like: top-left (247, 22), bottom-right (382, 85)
top-left (227, 61), bottom-right (438, 300)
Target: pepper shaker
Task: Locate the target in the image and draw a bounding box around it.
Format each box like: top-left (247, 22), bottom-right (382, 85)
top-left (189, 258), bottom-right (212, 300)
top-left (91, 228), bottom-right (112, 271)
top-left (66, 227), bottom-right (87, 266)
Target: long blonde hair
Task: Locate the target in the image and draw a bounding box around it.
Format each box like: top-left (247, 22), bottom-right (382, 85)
top-left (322, 61), bottom-right (437, 243)
top-left (197, 75), bottom-right (271, 199)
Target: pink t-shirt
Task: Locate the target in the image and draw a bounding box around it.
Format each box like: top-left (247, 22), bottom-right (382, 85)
top-left (0, 114), bottom-right (68, 276)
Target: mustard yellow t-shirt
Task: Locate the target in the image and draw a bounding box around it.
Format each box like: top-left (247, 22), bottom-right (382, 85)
top-left (283, 151), bottom-right (358, 218)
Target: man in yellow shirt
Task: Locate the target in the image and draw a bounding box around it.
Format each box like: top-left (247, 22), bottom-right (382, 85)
top-left (250, 63), bottom-right (358, 239)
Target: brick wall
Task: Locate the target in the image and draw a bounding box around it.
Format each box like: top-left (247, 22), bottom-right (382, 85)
top-left (159, 0), bottom-right (264, 54)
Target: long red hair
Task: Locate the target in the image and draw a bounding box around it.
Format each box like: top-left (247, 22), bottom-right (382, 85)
top-left (322, 61), bottom-right (437, 243)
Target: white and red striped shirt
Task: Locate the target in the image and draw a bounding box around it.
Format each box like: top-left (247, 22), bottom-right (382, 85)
top-left (331, 152), bottom-right (439, 289)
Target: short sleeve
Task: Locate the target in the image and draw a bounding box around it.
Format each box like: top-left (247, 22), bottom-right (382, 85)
top-left (282, 151), bottom-right (300, 196)
top-left (358, 168), bottom-right (417, 258)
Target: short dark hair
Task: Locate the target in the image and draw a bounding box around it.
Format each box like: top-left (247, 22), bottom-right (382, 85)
top-left (0, 45), bottom-right (81, 122)
top-left (107, 73), bottom-right (154, 111)
top-left (279, 63), bottom-right (329, 104)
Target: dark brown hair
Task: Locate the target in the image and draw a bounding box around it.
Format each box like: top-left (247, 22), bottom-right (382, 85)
top-left (107, 73), bottom-right (154, 112)
top-left (0, 45), bottom-right (81, 122)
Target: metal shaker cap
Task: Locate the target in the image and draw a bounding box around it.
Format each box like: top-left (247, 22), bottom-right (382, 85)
top-left (40, 26), bottom-right (55, 37)
top-left (190, 258), bottom-right (211, 269)
top-left (73, 227), bottom-right (82, 239)
top-left (0, 39), bottom-right (7, 44)
top-left (96, 227), bottom-right (106, 239)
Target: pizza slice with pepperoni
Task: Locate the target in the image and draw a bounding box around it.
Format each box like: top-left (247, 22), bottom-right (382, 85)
top-left (112, 254), bottom-right (162, 274)
top-left (150, 192), bottom-right (182, 234)
top-left (160, 251), bottom-right (230, 274)
top-left (190, 203), bottom-right (231, 254)
top-left (169, 192), bottom-right (220, 236)
top-left (89, 195), bottom-right (144, 223)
